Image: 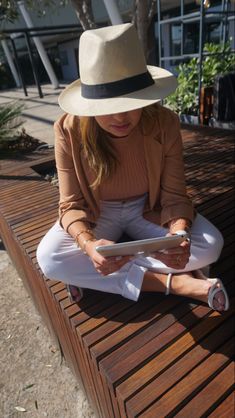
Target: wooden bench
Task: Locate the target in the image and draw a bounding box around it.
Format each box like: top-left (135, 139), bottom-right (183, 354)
top-left (0, 125), bottom-right (234, 418)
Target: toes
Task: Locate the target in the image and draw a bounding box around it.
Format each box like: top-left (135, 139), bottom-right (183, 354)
top-left (212, 298), bottom-right (222, 310)
top-left (213, 290), bottom-right (225, 311)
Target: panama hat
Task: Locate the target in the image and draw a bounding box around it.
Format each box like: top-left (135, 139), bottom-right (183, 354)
top-left (58, 23), bottom-right (177, 116)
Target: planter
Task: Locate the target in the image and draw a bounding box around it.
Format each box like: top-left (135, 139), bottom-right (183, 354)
top-left (209, 118), bottom-right (235, 130)
top-left (179, 86), bottom-right (214, 126)
top-left (200, 86), bottom-right (214, 125)
top-left (180, 114), bottom-right (200, 125)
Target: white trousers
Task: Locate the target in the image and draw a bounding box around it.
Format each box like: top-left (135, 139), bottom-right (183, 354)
top-left (36, 195), bottom-right (224, 301)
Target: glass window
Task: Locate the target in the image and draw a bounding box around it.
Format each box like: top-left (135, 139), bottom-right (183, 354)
top-left (171, 24), bottom-right (181, 56)
top-left (184, 23), bottom-right (200, 54)
top-left (205, 22), bottom-right (221, 44)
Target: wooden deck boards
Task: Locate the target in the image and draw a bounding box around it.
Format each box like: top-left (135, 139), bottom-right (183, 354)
top-left (0, 126), bottom-right (234, 417)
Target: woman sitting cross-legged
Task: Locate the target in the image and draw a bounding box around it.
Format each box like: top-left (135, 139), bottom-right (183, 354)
top-left (36, 23), bottom-right (229, 311)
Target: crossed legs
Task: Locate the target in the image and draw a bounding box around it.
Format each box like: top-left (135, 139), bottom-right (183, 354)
top-left (36, 197), bottom-right (227, 310)
top-left (141, 270), bottom-right (228, 311)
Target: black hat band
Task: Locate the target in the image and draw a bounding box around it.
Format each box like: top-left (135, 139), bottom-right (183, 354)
top-left (81, 71), bottom-right (154, 99)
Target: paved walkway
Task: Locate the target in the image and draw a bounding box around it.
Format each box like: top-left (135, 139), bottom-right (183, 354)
top-left (0, 83), bottom-right (66, 146)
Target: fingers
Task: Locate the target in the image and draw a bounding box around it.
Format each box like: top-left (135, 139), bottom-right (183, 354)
top-left (92, 237), bottom-right (191, 274)
top-left (158, 245), bottom-right (189, 255)
top-left (153, 246), bottom-right (190, 269)
top-left (180, 239), bottom-right (191, 248)
top-left (94, 255), bottom-right (132, 276)
top-left (89, 238), bottom-right (131, 275)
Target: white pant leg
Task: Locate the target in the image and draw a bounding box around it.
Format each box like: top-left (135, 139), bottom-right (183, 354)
top-left (113, 196), bottom-right (223, 274)
top-left (125, 212), bottom-right (224, 274)
top-left (36, 219), bottom-right (146, 302)
top-left (36, 195), bottom-right (224, 301)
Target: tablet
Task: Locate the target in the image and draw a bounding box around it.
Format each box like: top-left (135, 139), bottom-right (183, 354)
top-left (96, 233), bottom-right (189, 257)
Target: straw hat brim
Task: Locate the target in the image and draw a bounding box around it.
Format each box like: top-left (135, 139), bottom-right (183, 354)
top-left (58, 66), bottom-right (177, 116)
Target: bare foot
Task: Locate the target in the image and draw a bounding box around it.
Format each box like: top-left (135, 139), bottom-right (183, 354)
top-left (170, 272), bottom-right (226, 311)
top-left (193, 270), bottom-right (227, 311)
top-left (142, 270), bottom-right (228, 311)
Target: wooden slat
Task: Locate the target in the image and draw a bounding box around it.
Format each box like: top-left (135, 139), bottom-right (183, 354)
top-left (139, 338), bottom-right (233, 418)
top-left (207, 392), bottom-right (235, 418)
top-left (106, 306), bottom-right (232, 399)
top-left (174, 361), bottom-right (234, 418)
top-left (85, 296), bottom-right (182, 357)
top-left (123, 316), bottom-right (234, 417)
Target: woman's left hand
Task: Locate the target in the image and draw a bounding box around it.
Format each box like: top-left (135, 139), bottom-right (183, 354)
top-left (85, 238), bottom-right (132, 276)
top-left (152, 234), bottom-right (191, 269)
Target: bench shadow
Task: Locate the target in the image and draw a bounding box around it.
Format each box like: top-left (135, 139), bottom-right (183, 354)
top-left (0, 174), bottom-right (45, 181)
top-left (78, 273), bottom-right (233, 361)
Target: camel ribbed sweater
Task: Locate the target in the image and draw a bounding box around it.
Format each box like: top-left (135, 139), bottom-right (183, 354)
top-left (99, 129), bottom-right (148, 201)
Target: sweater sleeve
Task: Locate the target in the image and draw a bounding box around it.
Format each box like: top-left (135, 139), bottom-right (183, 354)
top-left (54, 116), bottom-right (95, 232)
top-left (160, 112), bottom-right (194, 226)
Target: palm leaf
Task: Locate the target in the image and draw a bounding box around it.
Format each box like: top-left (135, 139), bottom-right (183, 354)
top-left (0, 102), bottom-right (25, 144)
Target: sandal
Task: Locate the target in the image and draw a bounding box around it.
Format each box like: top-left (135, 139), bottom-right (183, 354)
top-left (165, 271), bottom-right (230, 311)
top-left (66, 285), bottom-right (84, 303)
top-left (194, 269), bottom-right (229, 311)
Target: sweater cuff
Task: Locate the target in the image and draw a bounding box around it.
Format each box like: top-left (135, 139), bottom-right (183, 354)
top-left (59, 209), bottom-right (95, 232)
top-left (161, 204), bottom-right (195, 227)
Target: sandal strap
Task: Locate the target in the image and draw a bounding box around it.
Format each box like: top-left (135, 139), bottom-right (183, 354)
top-left (165, 273), bottom-right (172, 296)
top-left (208, 278), bottom-right (229, 311)
top-left (66, 285), bottom-right (83, 303)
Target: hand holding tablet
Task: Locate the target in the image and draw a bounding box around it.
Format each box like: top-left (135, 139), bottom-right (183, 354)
top-left (96, 232), bottom-right (189, 257)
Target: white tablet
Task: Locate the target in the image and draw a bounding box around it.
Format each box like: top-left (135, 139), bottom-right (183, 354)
top-left (96, 233), bottom-right (189, 257)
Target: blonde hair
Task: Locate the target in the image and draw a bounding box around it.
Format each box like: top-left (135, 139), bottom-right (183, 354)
top-left (80, 103), bottom-right (159, 189)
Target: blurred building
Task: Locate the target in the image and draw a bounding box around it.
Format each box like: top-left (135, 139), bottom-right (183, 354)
top-left (0, 0), bottom-right (234, 87)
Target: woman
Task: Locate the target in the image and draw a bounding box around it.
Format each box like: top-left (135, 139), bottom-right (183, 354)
top-left (36, 23), bottom-right (229, 311)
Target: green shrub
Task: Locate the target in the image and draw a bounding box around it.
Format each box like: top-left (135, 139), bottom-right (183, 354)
top-left (165, 41), bottom-right (235, 116)
top-left (0, 101), bottom-right (24, 146)
top-left (202, 42), bottom-right (235, 87)
top-left (165, 57), bottom-right (199, 115)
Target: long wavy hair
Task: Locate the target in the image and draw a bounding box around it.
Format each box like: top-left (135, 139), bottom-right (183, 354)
top-left (79, 103), bottom-right (159, 189)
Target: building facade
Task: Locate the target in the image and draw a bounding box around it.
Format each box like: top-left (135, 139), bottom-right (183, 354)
top-left (0, 0), bottom-right (234, 89)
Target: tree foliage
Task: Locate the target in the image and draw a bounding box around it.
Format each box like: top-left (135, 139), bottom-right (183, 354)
top-left (0, 0), bottom-right (58, 23)
top-left (0, 1), bottom-right (18, 23)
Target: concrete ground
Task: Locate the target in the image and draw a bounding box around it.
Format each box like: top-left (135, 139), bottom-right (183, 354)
top-left (0, 84), bottom-right (65, 146)
top-left (0, 85), bottom-right (95, 418)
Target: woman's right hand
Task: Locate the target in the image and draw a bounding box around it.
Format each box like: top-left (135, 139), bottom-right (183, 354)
top-left (85, 238), bottom-right (132, 276)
